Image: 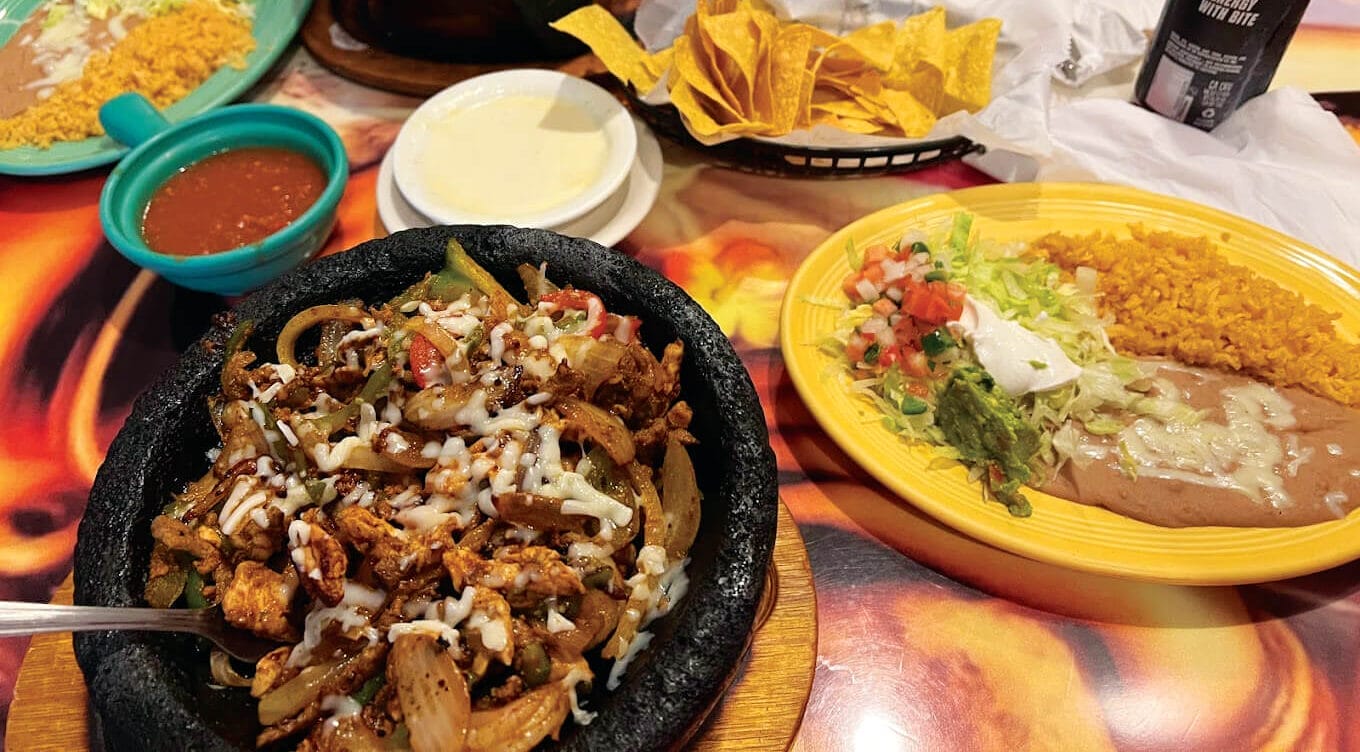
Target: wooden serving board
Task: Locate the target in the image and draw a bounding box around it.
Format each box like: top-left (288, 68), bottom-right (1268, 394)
top-left (6, 502), bottom-right (815, 751)
top-left (299, 0), bottom-right (604, 97)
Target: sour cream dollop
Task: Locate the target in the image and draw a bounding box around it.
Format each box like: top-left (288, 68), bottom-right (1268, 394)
top-left (949, 296), bottom-right (1082, 396)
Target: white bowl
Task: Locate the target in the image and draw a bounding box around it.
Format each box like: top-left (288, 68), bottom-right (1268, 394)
top-left (391, 70), bottom-right (637, 229)
top-left (379, 117), bottom-right (664, 248)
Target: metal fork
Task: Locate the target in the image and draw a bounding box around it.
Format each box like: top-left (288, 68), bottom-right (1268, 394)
top-left (0, 601), bottom-right (282, 662)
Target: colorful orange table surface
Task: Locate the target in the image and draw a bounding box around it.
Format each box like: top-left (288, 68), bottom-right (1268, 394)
top-left (2, 8), bottom-right (1360, 750)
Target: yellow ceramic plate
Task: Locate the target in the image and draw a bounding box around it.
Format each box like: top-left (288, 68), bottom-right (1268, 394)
top-left (779, 183), bottom-right (1360, 585)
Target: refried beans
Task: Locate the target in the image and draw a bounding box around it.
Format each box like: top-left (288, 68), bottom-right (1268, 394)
top-left (1041, 361), bottom-right (1360, 527)
top-left (0, 8), bottom-right (140, 120)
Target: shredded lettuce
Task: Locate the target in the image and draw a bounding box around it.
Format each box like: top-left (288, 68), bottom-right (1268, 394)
top-left (844, 237), bottom-right (862, 270)
top-left (41, 4), bottom-right (72, 28)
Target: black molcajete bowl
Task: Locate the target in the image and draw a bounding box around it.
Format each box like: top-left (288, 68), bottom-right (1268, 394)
top-left (72, 226), bottom-right (779, 752)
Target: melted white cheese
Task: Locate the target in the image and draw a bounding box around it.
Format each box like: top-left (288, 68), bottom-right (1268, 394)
top-left (557, 474), bottom-right (635, 526)
top-left (320, 694), bottom-right (363, 731)
top-left (547, 609), bottom-right (577, 634)
top-left (1324, 491), bottom-right (1349, 519)
top-left (606, 631), bottom-right (654, 690)
top-left (562, 665), bottom-right (598, 725)
top-left (289, 582), bottom-right (388, 667)
top-left (1119, 383), bottom-right (1299, 508)
top-left (464, 608), bottom-right (509, 654)
top-left (220, 478), bottom-right (269, 536)
top-left (386, 589), bottom-right (477, 651)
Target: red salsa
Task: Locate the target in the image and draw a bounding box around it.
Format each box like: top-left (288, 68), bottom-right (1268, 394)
top-left (140, 146), bottom-right (326, 256)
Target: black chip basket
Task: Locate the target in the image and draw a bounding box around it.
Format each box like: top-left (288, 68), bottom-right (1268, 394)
top-left (628, 93), bottom-right (984, 178)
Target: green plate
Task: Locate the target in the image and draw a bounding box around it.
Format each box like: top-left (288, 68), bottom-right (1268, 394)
top-left (0, 0), bottom-right (311, 176)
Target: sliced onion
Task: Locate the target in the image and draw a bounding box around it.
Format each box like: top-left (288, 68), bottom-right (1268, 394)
top-left (555, 335), bottom-right (627, 397)
top-left (406, 320), bottom-right (461, 358)
top-left (380, 429), bottom-right (439, 469)
top-left (209, 649), bottom-right (253, 688)
top-left (276, 304), bottom-right (369, 368)
top-left (494, 493), bottom-right (577, 531)
top-left (391, 634), bottom-right (470, 752)
top-left (558, 398), bottom-right (635, 466)
top-left (547, 589), bottom-right (621, 657)
top-left (258, 654), bottom-right (354, 726)
top-left (320, 715), bottom-right (388, 752)
top-left (466, 685), bottom-right (570, 752)
top-left (627, 462), bottom-right (665, 551)
top-left (349, 444), bottom-right (423, 473)
top-left (516, 262), bottom-right (559, 304)
top-left (659, 433), bottom-right (701, 560)
top-left (403, 383), bottom-right (481, 430)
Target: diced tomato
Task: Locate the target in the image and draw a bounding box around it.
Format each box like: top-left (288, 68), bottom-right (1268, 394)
top-left (541, 289), bottom-right (595, 310)
top-left (614, 315), bottom-right (642, 344)
top-left (846, 337), bottom-right (868, 363)
top-left (907, 382), bottom-right (931, 398)
top-left (903, 280), bottom-right (963, 325)
top-left (863, 244), bottom-right (891, 264)
top-left (542, 289), bottom-right (608, 337)
top-left (408, 334), bottom-right (446, 388)
top-left (862, 262), bottom-right (886, 285)
top-left (842, 272), bottom-right (864, 299)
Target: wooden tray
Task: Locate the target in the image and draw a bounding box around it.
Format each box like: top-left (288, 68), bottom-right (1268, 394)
top-left (7, 502), bottom-right (815, 751)
top-left (299, 0), bottom-right (601, 97)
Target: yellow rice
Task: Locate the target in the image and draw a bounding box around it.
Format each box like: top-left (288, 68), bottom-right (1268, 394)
top-left (0, 2), bottom-right (254, 149)
top-left (1035, 226), bottom-right (1360, 407)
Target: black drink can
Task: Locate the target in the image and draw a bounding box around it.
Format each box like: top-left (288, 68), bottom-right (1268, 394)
top-left (1134, 0), bottom-right (1311, 131)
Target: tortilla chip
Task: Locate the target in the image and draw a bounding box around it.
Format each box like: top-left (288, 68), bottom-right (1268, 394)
top-left (879, 88), bottom-right (937, 137)
top-left (810, 97), bottom-right (877, 120)
top-left (886, 6), bottom-right (947, 112)
top-left (644, 47), bottom-right (676, 82)
top-left (826, 116), bottom-right (884, 134)
top-left (701, 0), bottom-right (741, 14)
top-left (817, 51), bottom-right (873, 81)
top-left (550, 6), bottom-right (658, 92)
top-left (696, 2), bottom-right (760, 104)
top-left (940, 18), bottom-right (1002, 114)
top-left (669, 78), bottom-right (768, 139)
top-left (768, 24), bottom-right (813, 132)
top-left (746, 6), bottom-right (782, 123)
top-left (795, 68), bottom-right (816, 128)
top-left (672, 35), bottom-right (744, 120)
top-left (795, 22), bottom-right (844, 50)
top-left (687, 11), bottom-right (747, 115)
top-left (554, 3), bottom-right (1000, 140)
top-left (839, 21), bottom-right (898, 71)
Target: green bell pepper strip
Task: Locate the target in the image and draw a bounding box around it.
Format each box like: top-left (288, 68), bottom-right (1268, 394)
top-left (308, 361), bottom-right (394, 439)
top-left (184, 569), bottom-right (209, 609)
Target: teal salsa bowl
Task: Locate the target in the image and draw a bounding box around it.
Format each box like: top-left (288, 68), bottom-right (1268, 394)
top-left (98, 93), bottom-right (348, 295)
